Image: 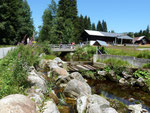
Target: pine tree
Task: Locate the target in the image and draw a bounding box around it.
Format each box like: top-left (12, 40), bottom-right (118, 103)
top-left (91, 23), bottom-right (96, 30)
top-left (39, 0), bottom-right (58, 43)
top-left (0, 0), bottom-right (34, 45)
top-left (57, 0), bottom-right (78, 43)
top-left (97, 20), bottom-right (103, 31)
top-left (102, 20), bottom-right (107, 32)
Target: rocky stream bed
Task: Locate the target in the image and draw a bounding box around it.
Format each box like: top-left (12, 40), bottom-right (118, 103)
top-left (0, 56), bottom-right (149, 113)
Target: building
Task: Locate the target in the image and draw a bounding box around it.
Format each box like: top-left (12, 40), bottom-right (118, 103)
top-left (81, 30), bottom-right (133, 45)
top-left (133, 36), bottom-right (150, 45)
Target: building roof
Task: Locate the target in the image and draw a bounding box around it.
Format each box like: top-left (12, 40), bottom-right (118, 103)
top-left (117, 35), bottom-right (133, 40)
top-left (93, 40), bottom-right (108, 46)
top-left (84, 30), bottom-right (132, 40)
top-left (85, 30), bottom-right (122, 37)
top-left (133, 36), bottom-right (146, 43)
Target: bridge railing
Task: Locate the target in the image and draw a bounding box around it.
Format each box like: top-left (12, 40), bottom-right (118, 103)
top-left (50, 44), bottom-right (81, 49)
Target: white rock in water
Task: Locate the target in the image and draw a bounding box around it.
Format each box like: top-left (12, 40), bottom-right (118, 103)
top-left (43, 101), bottom-right (60, 113)
top-left (0, 94), bottom-right (36, 113)
top-left (128, 104), bottom-right (143, 113)
top-left (103, 107), bottom-right (118, 113)
top-left (77, 96), bottom-right (88, 113)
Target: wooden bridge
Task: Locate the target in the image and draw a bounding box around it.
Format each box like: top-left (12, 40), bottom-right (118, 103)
top-left (51, 44), bottom-right (77, 52)
top-left (65, 61), bottom-right (101, 72)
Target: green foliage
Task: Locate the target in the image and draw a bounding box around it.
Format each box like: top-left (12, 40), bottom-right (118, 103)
top-left (97, 20), bottom-right (103, 31)
top-left (103, 66), bottom-right (111, 73)
top-left (106, 47), bottom-right (150, 59)
top-left (0, 43), bottom-right (52, 98)
top-left (91, 23), bottom-right (96, 30)
top-left (81, 70), bottom-right (96, 80)
top-left (102, 58), bottom-right (130, 68)
top-left (133, 70), bottom-right (149, 79)
top-left (65, 45), bottom-right (96, 61)
top-left (143, 63), bottom-right (150, 68)
top-left (43, 55), bottom-right (56, 60)
top-left (0, 0), bottom-right (34, 45)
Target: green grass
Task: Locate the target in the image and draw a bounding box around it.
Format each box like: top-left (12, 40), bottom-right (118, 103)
top-left (0, 45), bottom-right (16, 48)
top-left (0, 42), bottom-right (53, 98)
top-left (106, 47), bottom-right (150, 59)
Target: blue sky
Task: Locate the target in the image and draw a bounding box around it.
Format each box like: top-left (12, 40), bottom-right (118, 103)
top-left (27, 0), bottom-right (150, 33)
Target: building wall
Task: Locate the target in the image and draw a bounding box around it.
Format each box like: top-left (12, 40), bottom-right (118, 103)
top-left (93, 54), bottom-right (150, 68)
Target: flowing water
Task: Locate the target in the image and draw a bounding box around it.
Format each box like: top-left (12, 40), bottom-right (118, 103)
top-left (88, 79), bottom-right (150, 112)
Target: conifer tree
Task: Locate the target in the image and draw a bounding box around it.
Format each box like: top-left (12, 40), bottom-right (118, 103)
top-left (39, 0), bottom-right (58, 43)
top-left (92, 23), bottom-right (96, 30)
top-left (97, 20), bottom-right (103, 31)
top-left (0, 0), bottom-right (34, 45)
top-left (102, 20), bottom-right (107, 32)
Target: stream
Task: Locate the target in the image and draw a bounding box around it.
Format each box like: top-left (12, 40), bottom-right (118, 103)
top-left (87, 79), bottom-right (150, 112)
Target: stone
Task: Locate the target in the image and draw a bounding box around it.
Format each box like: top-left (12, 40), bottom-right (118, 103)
top-left (136, 77), bottom-right (145, 87)
top-left (103, 107), bottom-right (118, 113)
top-left (64, 79), bottom-right (91, 98)
top-left (86, 103), bottom-right (103, 113)
top-left (77, 95), bottom-right (117, 113)
top-left (70, 72), bottom-right (86, 82)
top-left (108, 70), bottom-right (117, 81)
top-left (128, 104), bottom-right (143, 113)
top-left (88, 94), bottom-right (110, 107)
top-left (56, 72), bottom-right (86, 87)
top-left (43, 101), bottom-right (60, 113)
top-left (98, 71), bottom-right (107, 76)
top-left (28, 68), bottom-right (47, 93)
top-left (47, 60), bottom-right (59, 69)
top-left (128, 78), bottom-right (136, 86)
top-left (119, 78), bottom-right (129, 85)
top-left (53, 67), bottom-right (69, 76)
top-left (39, 59), bottom-right (48, 69)
top-left (122, 71), bottom-right (132, 79)
top-left (53, 57), bottom-right (63, 63)
top-left (0, 94), bottom-right (36, 113)
top-left (77, 96), bottom-right (88, 113)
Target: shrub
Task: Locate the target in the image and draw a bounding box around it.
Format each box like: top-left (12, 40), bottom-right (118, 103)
top-left (142, 63), bottom-right (150, 69)
top-left (65, 45), bottom-right (96, 61)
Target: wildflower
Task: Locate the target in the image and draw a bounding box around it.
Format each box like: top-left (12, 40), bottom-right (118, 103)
top-left (18, 53), bottom-right (21, 59)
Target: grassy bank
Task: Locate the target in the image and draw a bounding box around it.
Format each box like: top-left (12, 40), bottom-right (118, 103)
top-left (0, 42), bottom-right (52, 98)
top-left (64, 45), bottom-right (150, 61)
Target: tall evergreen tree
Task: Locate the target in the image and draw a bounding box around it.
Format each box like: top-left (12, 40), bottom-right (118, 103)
top-left (91, 23), bottom-right (96, 30)
top-left (57, 0), bottom-right (78, 43)
top-left (97, 20), bottom-right (103, 31)
top-left (102, 20), bottom-right (107, 32)
top-left (0, 0), bottom-right (34, 45)
top-left (39, 0), bottom-right (58, 43)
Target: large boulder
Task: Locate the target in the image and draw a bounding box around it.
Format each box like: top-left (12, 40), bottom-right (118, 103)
top-left (77, 96), bottom-right (88, 113)
top-left (43, 101), bottom-right (60, 113)
top-left (28, 67), bottom-right (47, 93)
top-left (88, 94), bottom-right (110, 107)
top-left (86, 103), bottom-right (103, 113)
top-left (27, 87), bottom-right (44, 105)
top-left (70, 72), bottom-right (86, 82)
top-left (64, 79), bottom-right (91, 98)
top-left (0, 94), bottom-right (36, 113)
top-left (102, 107), bottom-right (118, 113)
top-left (77, 95), bottom-right (117, 113)
top-left (56, 72), bottom-right (86, 87)
top-left (53, 67), bottom-right (69, 76)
